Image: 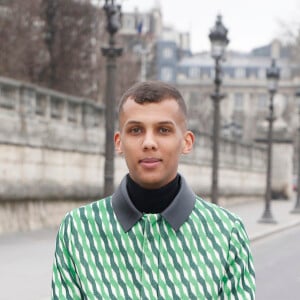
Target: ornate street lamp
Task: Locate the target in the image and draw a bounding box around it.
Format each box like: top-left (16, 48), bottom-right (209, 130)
top-left (291, 88), bottom-right (300, 214)
top-left (259, 59), bottom-right (280, 223)
top-left (209, 15), bottom-right (229, 204)
top-left (102, 0), bottom-right (123, 196)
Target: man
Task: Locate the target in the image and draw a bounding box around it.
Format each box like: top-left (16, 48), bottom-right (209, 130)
top-left (52, 81), bottom-right (255, 299)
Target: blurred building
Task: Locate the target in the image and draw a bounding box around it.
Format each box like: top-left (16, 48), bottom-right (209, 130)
top-left (176, 40), bottom-right (300, 143)
top-left (1, 1), bottom-right (299, 145)
top-left (126, 9), bottom-right (300, 144)
top-left (120, 6), bottom-right (191, 82)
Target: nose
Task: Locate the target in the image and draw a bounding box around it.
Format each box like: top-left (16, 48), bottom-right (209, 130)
top-left (142, 131), bottom-right (158, 150)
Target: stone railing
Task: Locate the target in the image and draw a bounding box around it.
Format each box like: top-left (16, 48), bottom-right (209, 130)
top-left (182, 132), bottom-right (266, 172)
top-left (0, 76), bottom-right (105, 153)
top-left (0, 76), bottom-right (267, 171)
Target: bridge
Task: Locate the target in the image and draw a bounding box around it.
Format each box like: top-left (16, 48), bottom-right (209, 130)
top-left (0, 76), bottom-right (293, 233)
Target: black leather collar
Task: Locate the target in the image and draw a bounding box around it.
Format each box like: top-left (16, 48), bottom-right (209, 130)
top-left (111, 175), bottom-right (196, 232)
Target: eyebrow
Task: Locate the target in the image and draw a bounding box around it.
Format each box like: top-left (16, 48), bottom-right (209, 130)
top-left (124, 120), bottom-right (176, 127)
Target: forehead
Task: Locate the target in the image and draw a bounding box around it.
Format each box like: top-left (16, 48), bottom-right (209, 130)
top-left (119, 98), bottom-right (186, 126)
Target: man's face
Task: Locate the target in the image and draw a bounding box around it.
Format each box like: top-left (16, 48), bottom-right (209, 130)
top-left (114, 97), bottom-right (194, 189)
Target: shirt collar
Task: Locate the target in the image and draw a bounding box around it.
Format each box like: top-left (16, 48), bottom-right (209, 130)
top-left (111, 175), bottom-right (196, 232)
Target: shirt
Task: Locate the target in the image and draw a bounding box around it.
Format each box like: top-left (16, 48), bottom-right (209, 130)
top-left (51, 176), bottom-right (255, 299)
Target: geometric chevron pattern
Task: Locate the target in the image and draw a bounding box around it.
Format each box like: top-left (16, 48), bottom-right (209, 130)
top-left (52, 196), bottom-right (255, 299)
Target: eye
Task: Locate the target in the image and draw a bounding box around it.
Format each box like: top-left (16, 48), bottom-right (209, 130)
top-left (159, 127), bottom-right (171, 134)
top-left (129, 127), bottom-right (142, 135)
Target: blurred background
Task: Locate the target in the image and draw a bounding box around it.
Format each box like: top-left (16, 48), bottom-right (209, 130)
top-left (0, 0), bottom-right (300, 299)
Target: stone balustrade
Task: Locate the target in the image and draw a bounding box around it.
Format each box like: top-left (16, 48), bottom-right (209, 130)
top-left (183, 132), bottom-right (266, 172)
top-left (0, 76), bottom-right (105, 153)
top-left (0, 76), bottom-right (267, 171)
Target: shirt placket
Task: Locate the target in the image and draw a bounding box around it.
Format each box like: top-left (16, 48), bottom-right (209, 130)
top-left (140, 214), bottom-right (161, 300)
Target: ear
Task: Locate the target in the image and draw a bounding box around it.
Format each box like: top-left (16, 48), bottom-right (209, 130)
top-left (182, 131), bottom-right (195, 154)
top-left (114, 132), bottom-right (123, 154)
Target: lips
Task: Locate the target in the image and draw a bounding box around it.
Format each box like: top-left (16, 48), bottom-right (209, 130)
top-left (139, 157), bottom-right (162, 168)
top-left (139, 158), bottom-right (161, 163)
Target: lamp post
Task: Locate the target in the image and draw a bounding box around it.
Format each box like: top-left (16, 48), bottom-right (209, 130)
top-left (259, 59), bottom-right (280, 223)
top-left (209, 15), bottom-right (229, 204)
top-left (135, 13), bottom-right (148, 82)
top-left (102, 0), bottom-right (123, 196)
top-left (291, 88), bottom-right (300, 214)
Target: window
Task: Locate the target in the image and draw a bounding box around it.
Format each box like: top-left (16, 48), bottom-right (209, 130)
top-left (234, 93), bottom-right (244, 111)
top-left (257, 94), bottom-right (268, 110)
top-left (258, 68), bottom-right (265, 79)
top-left (200, 68), bottom-right (210, 79)
top-left (188, 67), bottom-right (200, 78)
top-left (235, 68), bottom-right (245, 78)
top-left (162, 47), bottom-right (173, 59)
top-left (189, 91), bottom-right (200, 107)
top-left (160, 67), bottom-right (173, 82)
top-left (124, 16), bottom-right (135, 30)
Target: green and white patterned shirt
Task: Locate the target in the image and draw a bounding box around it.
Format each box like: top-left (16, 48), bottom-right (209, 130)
top-left (52, 176), bottom-right (255, 299)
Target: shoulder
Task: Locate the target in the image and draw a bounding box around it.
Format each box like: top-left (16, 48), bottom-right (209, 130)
top-left (60, 197), bottom-right (113, 229)
top-left (195, 196), bottom-right (241, 222)
top-left (190, 196), bottom-right (247, 237)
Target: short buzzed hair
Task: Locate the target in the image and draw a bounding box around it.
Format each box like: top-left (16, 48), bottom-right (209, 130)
top-left (118, 81), bottom-right (187, 117)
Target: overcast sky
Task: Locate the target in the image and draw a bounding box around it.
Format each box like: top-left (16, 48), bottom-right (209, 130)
top-left (121, 0), bottom-right (300, 53)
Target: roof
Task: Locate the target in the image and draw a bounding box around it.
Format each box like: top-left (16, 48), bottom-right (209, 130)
top-left (178, 51), bottom-right (291, 68)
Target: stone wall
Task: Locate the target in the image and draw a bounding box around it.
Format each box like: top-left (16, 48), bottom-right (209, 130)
top-left (0, 77), bottom-right (270, 233)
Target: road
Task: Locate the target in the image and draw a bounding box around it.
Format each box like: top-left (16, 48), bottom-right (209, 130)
top-left (1, 225), bottom-right (300, 300)
top-left (252, 225), bottom-right (300, 300)
top-left (0, 228), bottom-right (57, 300)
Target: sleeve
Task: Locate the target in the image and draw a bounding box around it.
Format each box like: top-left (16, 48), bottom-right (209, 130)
top-left (51, 213), bottom-right (83, 300)
top-left (221, 219), bottom-right (256, 299)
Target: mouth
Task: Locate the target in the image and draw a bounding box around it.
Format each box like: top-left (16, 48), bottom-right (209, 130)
top-left (139, 157), bottom-right (162, 168)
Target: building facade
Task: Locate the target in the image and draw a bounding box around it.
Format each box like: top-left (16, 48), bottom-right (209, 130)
top-left (154, 38), bottom-right (300, 144)
top-left (121, 7), bottom-right (300, 144)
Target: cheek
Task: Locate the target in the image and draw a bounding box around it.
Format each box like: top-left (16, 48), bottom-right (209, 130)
top-left (162, 140), bottom-right (183, 156)
top-left (120, 139), bottom-right (136, 153)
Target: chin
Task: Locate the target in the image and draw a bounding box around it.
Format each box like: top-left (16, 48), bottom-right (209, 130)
top-left (137, 176), bottom-right (164, 189)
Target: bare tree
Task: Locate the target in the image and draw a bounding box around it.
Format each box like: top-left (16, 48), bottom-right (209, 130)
top-left (0, 0), bottom-right (45, 83)
top-left (0, 0), bottom-right (141, 100)
top-left (40, 0), bottom-right (97, 97)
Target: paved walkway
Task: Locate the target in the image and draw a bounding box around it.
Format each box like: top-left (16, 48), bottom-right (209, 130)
top-left (0, 197), bottom-right (299, 300)
top-left (227, 197), bottom-right (300, 241)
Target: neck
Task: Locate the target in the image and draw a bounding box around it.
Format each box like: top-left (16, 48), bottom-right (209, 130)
top-left (126, 174), bottom-right (180, 213)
